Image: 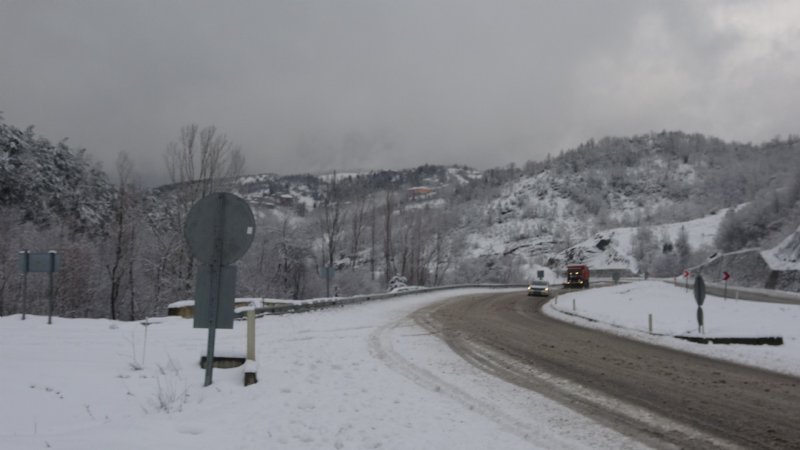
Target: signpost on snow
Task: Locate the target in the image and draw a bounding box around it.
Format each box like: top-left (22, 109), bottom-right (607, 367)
top-left (319, 266), bottom-right (336, 297)
top-left (694, 275), bottom-right (706, 334)
top-left (18, 250), bottom-right (60, 323)
top-left (184, 192), bottom-right (255, 387)
top-left (683, 269), bottom-right (690, 292)
top-left (722, 271), bottom-right (731, 300)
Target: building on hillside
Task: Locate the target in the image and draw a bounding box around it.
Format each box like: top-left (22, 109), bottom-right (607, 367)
top-left (278, 194), bottom-right (294, 206)
top-left (407, 186), bottom-right (435, 201)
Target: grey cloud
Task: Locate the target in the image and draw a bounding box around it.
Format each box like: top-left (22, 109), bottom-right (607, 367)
top-left (1, 1), bottom-right (798, 185)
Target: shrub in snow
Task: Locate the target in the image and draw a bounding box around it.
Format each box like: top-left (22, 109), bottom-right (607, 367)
top-left (150, 357), bottom-right (188, 413)
top-left (387, 275), bottom-right (408, 292)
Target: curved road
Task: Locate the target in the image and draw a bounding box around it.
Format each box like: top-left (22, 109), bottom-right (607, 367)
top-left (413, 290), bottom-right (800, 450)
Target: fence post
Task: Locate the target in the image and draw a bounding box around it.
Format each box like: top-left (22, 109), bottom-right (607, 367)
top-left (246, 310), bottom-right (255, 360)
top-left (244, 310), bottom-right (258, 386)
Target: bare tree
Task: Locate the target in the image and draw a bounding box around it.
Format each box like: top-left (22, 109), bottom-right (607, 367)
top-left (349, 193), bottom-right (369, 269)
top-left (383, 190), bottom-right (395, 284)
top-left (273, 218), bottom-right (311, 299)
top-left (318, 174), bottom-right (346, 296)
top-left (164, 124), bottom-right (244, 201)
top-left (157, 124), bottom-right (247, 301)
top-left (675, 226), bottom-right (691, 270)
top-left (0, 209), bottom-right (24, 316)
top-left (431, 230), bottom-right (451, 285)
top-left (226, 147), bottom-right (246, 179)
top-left (370, 198), bottom-right (377, 280)
top-left (105, 151), bottom-right (139, 320)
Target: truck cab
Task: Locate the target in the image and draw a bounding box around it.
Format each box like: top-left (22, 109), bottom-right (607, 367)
top-left (564, 264), bottom-right (590, 289)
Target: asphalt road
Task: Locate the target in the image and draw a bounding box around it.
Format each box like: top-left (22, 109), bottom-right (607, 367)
top-left (413, 290), bottom-right (800, 450)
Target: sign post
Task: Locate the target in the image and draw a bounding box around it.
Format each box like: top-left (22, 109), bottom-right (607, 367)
top-left (184, 192), bottom-right (255, 387)
top-left (683, 270), bottom-right (690, 292)
top-left (319, 266), bottom-right (336, 297)
top-left (694, 275), bottom-right (706, 334)
top-left (18, 250), bottom-right (60, 323)
top-left (47, 251), bottom-right (56, 324)
top-left (19, 251), bottom-right (28, 320)
top-left (722, 271), bottom-right (730, 300)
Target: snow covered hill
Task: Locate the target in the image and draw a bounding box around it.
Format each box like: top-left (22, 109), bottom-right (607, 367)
top-left (550, 210), bottom-right (726, 274)
top-left (4, 124), bottom-right (800, 318)
top-left (763, 225), bottom-right (800, 270)
top-left (214, 134), bottom-right (800, 291)
top-left (226, 165), bottom-right (482, 216)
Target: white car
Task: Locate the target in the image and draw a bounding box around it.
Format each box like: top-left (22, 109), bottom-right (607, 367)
top-left (527, 280), bottom-right (550, 297)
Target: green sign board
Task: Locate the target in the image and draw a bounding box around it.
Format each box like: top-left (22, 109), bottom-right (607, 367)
top-left (19, 251), bottom-right (60, 273)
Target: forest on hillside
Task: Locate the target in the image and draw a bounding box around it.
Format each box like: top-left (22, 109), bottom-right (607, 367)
top-left (2, 116), bottom-right (799, 321)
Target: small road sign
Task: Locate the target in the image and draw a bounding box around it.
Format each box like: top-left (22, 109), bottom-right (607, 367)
top-left (18, 251), bottom-right (59, 323)
top-left (694, 275), bottom-right (706, 306)
top-left (319, 266), bottom-right (336, 279)
top-left (184, 192), bottom-right (255, 387)
top-left (18, 251), bottom-right (60, 273)
top-left (694, 275), bottom-right (706, 334)
top-left (194, 265), bottom-right (237, 329)
top-left (722, 271), bottom-right (730, 281)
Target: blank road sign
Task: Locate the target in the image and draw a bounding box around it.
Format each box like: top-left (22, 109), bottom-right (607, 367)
top-left (18, 252), bottom-right (60, 273)
top-left (193, 264), bottom-right (237, 329)
top-left (184, 192), bottom-right (255, 266)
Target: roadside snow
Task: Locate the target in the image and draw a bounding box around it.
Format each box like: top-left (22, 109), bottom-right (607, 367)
top-left (0, 289), bottom-right (639, 450)
top-left (761, 225), bottom-right (800, 270)
top-left (2, 282), bottom-right (799, 449)
top-left (546, 281), bottom-right (800, 377)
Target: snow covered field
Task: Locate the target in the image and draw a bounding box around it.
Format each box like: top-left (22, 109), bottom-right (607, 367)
top-left (2, 282), bottom-right (799, 449)
top-left (548, 281), bottom-right (800, 378)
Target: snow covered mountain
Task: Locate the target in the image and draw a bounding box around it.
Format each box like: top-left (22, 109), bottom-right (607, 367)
top-left (0, 120), bottom-right (114, 234)
top-left (3, 121), bottom-right (800, 317)
top-left (97, 130), bottom-right (800, 287)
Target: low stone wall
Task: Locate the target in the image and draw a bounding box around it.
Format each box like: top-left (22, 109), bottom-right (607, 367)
top-left (168, 305), bottom-right (194, 318)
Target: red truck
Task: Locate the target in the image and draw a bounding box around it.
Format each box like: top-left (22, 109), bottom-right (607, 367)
top-left (564, 264), bottom-right (590, 289)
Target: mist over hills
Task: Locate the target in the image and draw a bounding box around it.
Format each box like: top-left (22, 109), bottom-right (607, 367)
top-left (2, 116), bottom-right (799, 319)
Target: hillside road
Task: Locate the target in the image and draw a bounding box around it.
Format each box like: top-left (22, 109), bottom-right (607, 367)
top-left (414, 290), bottom-right (800, 450)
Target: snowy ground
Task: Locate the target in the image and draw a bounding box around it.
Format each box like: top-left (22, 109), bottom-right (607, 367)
top-left (2, 282), bottom-right (799, 449)
top-left (547, 281), bottom-right (800, 378)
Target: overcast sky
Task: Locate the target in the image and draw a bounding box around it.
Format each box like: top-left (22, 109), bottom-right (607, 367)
top-left (2, 1), bottom-right (799, 185)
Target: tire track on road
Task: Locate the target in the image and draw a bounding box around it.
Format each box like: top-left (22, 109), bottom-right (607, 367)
top-left (367, 311), bottom-right (643, 449)
top-left (414, 291), bottom-right (800, 450)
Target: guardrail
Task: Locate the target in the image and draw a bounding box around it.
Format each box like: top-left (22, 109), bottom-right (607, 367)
top-left (240, 283), bottom-right (528, 317)
top-left (668, 278), bottom-right (800, 305)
